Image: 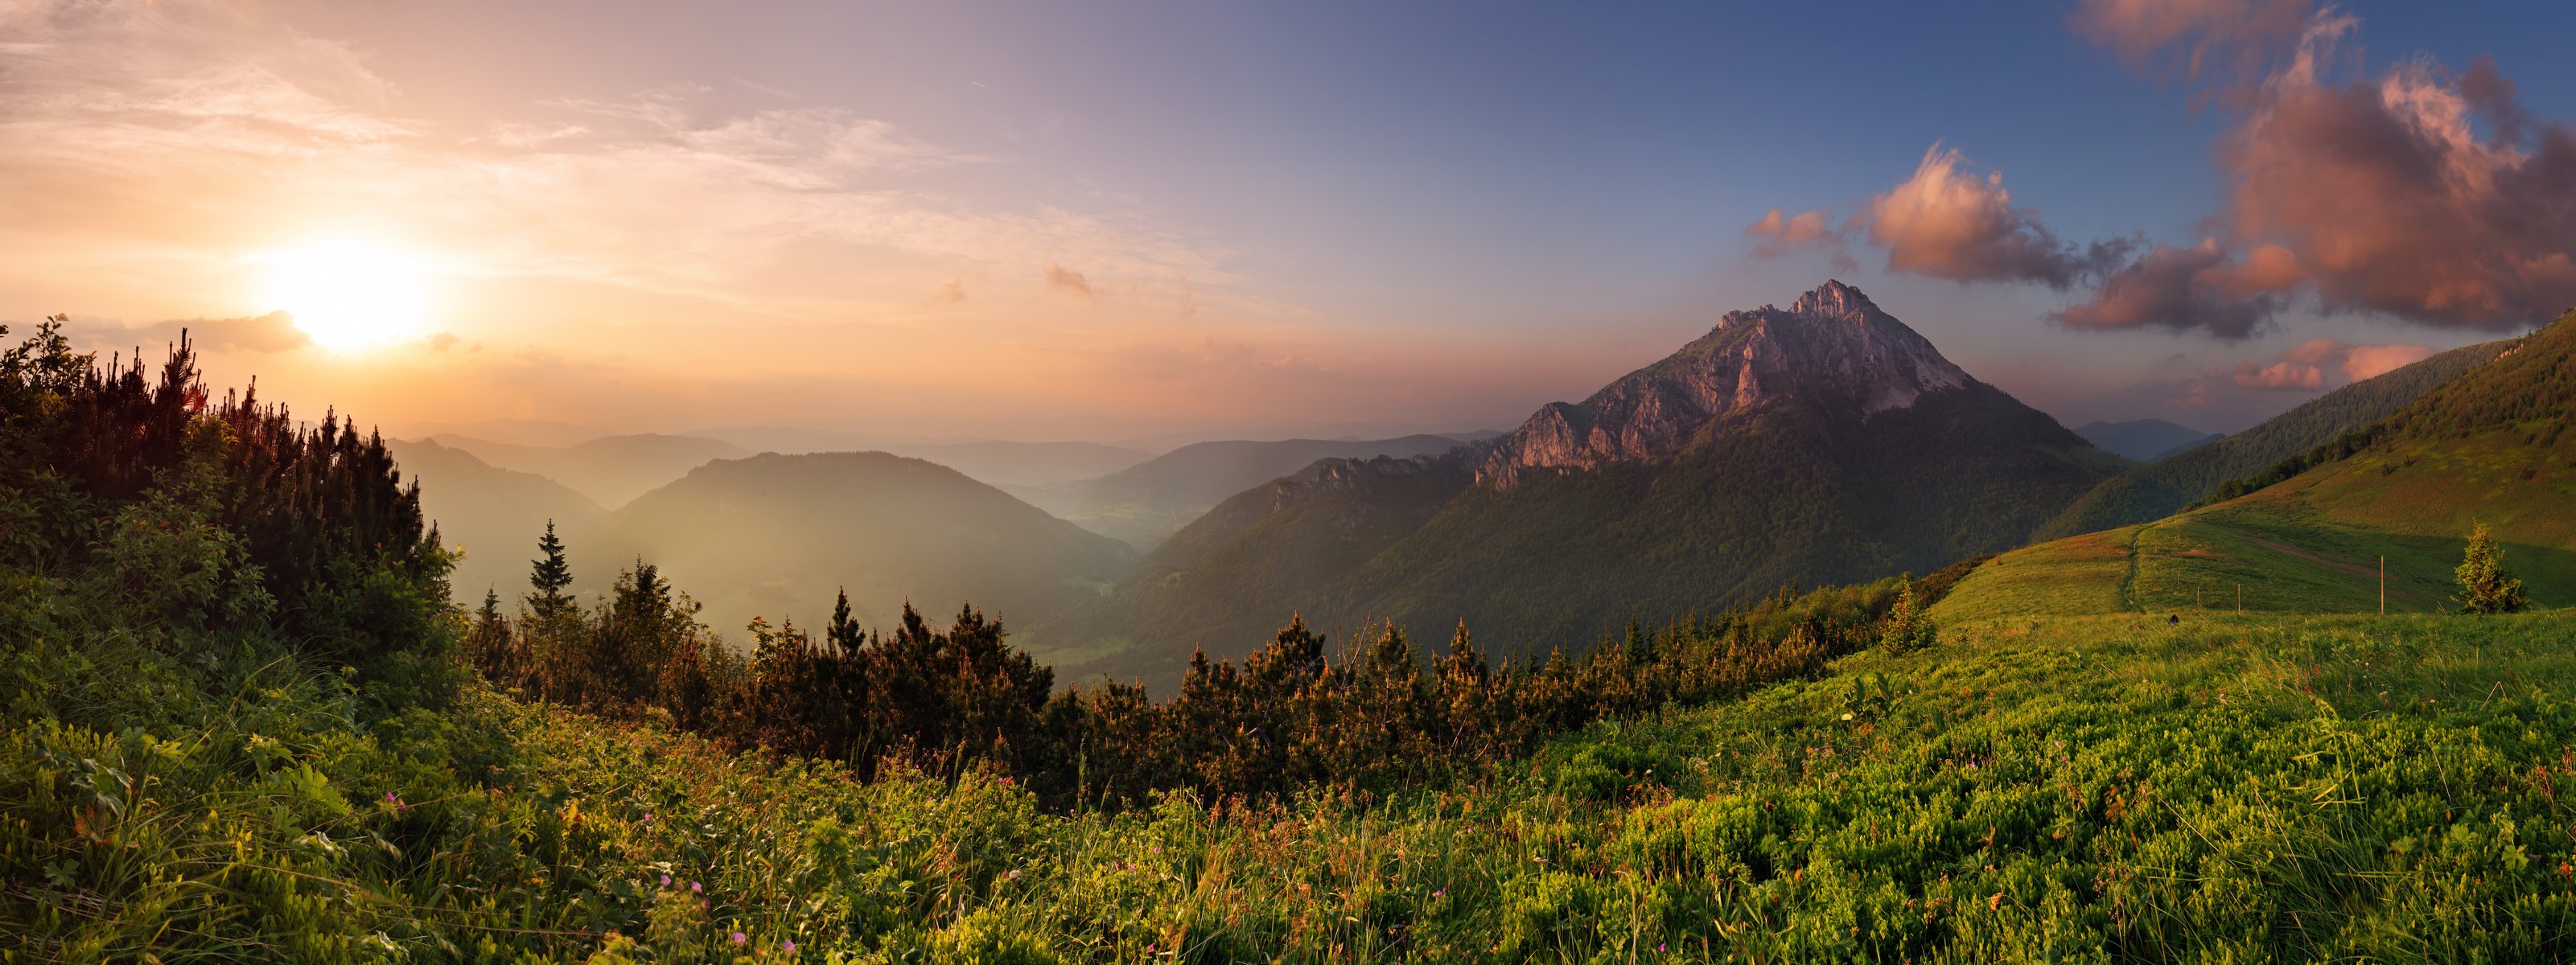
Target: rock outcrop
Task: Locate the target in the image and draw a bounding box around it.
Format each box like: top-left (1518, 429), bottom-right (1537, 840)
top-left (1479, 280), bottom-right (1971, 488)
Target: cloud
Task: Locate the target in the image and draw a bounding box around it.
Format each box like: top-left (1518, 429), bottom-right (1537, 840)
top-left (2051, 240), bottom-right (2301, 339)
top-left (2071, 0), bottom-right (2316, 82)
top-left (1743, 208), bottom-right (1839, 253)
top-left (2339, 342), bottom-right (2437, 380)
top-left (0, 1), bottom-right (1241, 335)
top-left (426, 331), bottom-right (459, 352)
top-left (2072, 4), bottom-right (2576, 332)
top-left (1862, 146), bottom-right (2130, 290)
top-left (68, 310), bottom-right (309, 354)
top-left (2205, 337), bottom-right (2435, 393)
top-left (2224, 359), bottom-right (2323, 390)
top-left (1045, 262), bottom-right (1093, 297)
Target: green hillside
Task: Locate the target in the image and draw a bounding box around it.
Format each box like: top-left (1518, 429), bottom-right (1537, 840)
top-left (2033, 339), bottom-right (2511, 540)
top-left (1940, 313), bottom-right (2574, 623)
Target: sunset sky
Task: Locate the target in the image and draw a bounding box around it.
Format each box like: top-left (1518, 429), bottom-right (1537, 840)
top-left (8, 0), bottom-right (2573, 443)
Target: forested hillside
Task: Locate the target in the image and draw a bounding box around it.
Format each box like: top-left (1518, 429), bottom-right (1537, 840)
top-left (1044, 282), bottom-right (2125, 688)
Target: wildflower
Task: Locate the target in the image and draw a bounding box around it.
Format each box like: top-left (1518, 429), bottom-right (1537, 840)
top-left (1005, 868), bottom-right (1020, 880)
top-left (730, 931), bottom-right (747, 945)
top-left (1432, 889), bottom-right (1446, 898)
top-left (641, 813), bottom-right (653, 823)
top-left (1151, 846), bottom-right (1162, 854)
top-left (783, 939), bottom-right (796, 953)
top-left (690, 881), bottom-right (702, 893)
top-left (1658, 944), bottom-right (1667, 952)
top-left (660, 874), bottom-right (672, 886)
top-left (1839, 712), bottom-right (1853, 721)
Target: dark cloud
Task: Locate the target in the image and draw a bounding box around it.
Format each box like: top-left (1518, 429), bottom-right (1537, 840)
top-left (2051, 240), bottom-right (2300, 339)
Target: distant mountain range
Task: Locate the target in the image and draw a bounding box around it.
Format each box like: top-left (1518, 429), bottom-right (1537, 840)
top-left (430, 433), bottom-right (751, 509)
top-left (2074, 419), bottom-right (2220, 462)
top-left (1038, 281), bottom-right (2127, 691)
top-left (384, 437), bottom-right (605, 599)
top-left (1015, 433), bottom-right (1498, 549)
top-left (572, 451), bottom-right (1139, 639)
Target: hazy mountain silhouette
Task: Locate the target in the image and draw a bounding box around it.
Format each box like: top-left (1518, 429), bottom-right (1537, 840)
top-left (385, 437), bottom-right (606, 601)
top-left (2075, 419), bottom-right (2218, 462)
top-left (1020, 434), bottom-right (1486, 549)
top-left (432, 433), bottom-right (751, 509)
top-left (572, 451), bottom-right (1138, 643)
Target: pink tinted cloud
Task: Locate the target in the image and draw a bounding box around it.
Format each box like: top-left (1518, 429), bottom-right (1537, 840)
top-left (2071, 4), bottom-right (2576, 334)
top-left (2225, 360), bottom-right (2323, 390)
top-left (2071, 0), bottom-right (2315, 82)
top-left (2339, 343), bottom-right (2437, 380)
top-left (1862, 146), bottom-right (2129, 290)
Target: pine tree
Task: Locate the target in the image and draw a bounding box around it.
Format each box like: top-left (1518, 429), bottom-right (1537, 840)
top-left (527, 519), bottom-right (574, 620)
top-left (1879, 575), bottom-right (1936, 653)
top-left (2454, 522), bottom-right (2529, 614)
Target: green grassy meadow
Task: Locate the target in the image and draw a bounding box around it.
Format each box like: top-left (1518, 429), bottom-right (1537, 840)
top-left (16, 594), bottom-right (2576, 962)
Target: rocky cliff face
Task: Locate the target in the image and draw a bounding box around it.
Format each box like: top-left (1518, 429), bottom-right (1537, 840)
top-left (1479, 280), bottom-right (1972, 489)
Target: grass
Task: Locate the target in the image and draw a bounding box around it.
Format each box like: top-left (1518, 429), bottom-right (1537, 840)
top-left (16, 598), bottom-right (2576, 961)
top-left (1936, 423), bottom-right (2576, 623)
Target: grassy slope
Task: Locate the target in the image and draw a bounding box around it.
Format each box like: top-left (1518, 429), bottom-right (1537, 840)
top-left (24, 603), bottom-right (2576, 960)
top-left (2033, 340), bottom-right (2511, 541)
top-left (1940, 317), bottom-right (2573, 623)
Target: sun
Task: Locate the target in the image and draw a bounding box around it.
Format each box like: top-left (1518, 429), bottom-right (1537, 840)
top-left (259, 242), bottom-right (431, 351)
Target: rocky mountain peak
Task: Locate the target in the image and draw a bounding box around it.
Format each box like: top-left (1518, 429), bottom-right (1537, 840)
top-left (1478, 281), bottom-right (1977, 489)
top-left (1787, 277), bottom-right (1876, 319)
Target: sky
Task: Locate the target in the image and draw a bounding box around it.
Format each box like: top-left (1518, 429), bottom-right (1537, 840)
top-left (5, 0), bottom-right (2572, 443)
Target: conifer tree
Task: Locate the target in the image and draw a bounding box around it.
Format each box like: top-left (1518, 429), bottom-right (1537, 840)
top-left (1879, 575), bottom-right (1935, 653)
top-left (2454, 522), bottom-right (2529, 614)
top-left (527, 519), bottom-right (574, 620)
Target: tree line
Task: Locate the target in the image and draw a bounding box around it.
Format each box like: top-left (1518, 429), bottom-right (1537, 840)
top-left (467, 525), bottom-right (1959, 807)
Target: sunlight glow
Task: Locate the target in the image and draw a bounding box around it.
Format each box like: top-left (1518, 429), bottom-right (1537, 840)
top-left (259, 242), bottom-right (431, 351)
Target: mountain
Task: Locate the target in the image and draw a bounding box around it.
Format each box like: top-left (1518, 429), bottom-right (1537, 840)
top-left (402, 418), bottom-right (612, 448)
top-left (572, 451), bottom-right (1138, 641)
top-left (386, 437), bottom-right (606, 601)
top-left (1935, 311), bottom-right (2573, 622)
top-left (1024, 448), bottom-right (1483, 671)
top-left (2032, 339), bottom-right (2512, 540)
top-left (878, 441), bottom-right (1153, 490)
top-left (431, 433), bottom-right (751, 509)
top-left (1019, 433), bottom-right (1483, 549)
top-left (1043, 281), bottom-right (2125, 691)
top-left (2074, 418), bottom-right (2219, 462)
